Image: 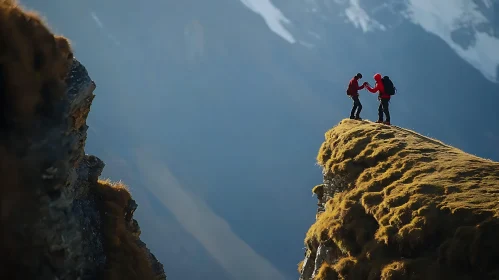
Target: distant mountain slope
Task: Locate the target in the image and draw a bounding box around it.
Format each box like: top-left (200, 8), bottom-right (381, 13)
top-left (299, 119), bottom-right (499, 279)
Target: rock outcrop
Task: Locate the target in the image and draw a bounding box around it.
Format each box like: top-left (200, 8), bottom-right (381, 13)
top-left (0, 1), bottom-right (165, 279)
top-left (299, 119), bottom-right (499, 280)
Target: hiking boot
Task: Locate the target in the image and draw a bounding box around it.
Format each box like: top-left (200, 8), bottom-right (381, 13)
top-left (383, 121), bottom-right (391, 125)
top-left (375, 120), bottom-right (383, 123)
top-left (349, 116), bottom-right (355, 119)
top-left (355, 116), bottom-right (362, 120)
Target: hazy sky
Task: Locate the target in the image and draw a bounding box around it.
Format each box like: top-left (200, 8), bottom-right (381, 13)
top-left (19, 0), bottom-right (499, 279)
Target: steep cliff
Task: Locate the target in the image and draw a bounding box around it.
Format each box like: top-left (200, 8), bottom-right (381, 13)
top-left (0, 1), bottom-right (166, 279)
top-left (299, 119), bottom-right (499, 280)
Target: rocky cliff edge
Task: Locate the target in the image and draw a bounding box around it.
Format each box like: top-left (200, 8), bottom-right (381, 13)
top-left (0, 1), bottom-right (166, 279)
top-left (299, 119), bottom-right (499, 280)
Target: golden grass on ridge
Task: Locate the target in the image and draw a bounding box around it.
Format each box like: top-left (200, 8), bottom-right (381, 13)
top-left (306, 119), bottom-right (499, 279)
top-left (93, 180), bottom-right (156, 280)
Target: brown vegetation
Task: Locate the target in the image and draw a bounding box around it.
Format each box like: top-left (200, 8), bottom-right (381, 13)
top-left (92, 180), bottom-right (156, 280)
top-left (305, 119), bottom-right (499, 279)
top-left (0, 1), bottom-right (74, 278)
top-left (0, 0), bottom-right (73, 130)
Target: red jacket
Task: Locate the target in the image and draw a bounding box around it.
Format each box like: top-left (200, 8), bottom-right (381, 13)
top-left (366, 73), bottom-right (390, 99)
top-left (348, 77), bottom-right (364, 97)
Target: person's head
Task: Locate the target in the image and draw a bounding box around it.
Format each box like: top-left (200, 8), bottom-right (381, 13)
top-left (355, 73), bottom-right (362, 80)
top-left (373, 73), bottom-right (382, 82)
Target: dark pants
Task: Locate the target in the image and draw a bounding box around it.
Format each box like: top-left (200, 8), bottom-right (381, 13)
top-left (350, 96), bottom-right (362, 118)
top-left (378, 98), bottom-right (390, 122)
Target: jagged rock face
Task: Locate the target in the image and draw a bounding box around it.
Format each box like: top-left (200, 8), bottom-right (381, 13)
top-left (68, 66), bottom-right (106, 277)
top-left (0, 56), bottom-right (167, 280)
top-left (68, 60), bottom-right (166, 280)
top-left (299, 119), bottom-right (499, 280)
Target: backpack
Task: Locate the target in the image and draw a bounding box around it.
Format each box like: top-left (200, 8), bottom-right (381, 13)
top-left (381, 76), bottom-right (396, 95)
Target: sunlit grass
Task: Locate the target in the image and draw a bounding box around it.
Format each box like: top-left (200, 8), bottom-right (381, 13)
top-left (92, 179), bottom-right (156, 280)
top-left (305, 119), bottom-right (499, 279)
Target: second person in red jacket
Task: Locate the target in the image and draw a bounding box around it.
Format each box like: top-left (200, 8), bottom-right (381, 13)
top-left (365, 73), bottom-right (391, 125)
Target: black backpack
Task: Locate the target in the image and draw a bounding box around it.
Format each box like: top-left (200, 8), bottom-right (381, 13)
top-left (381, 76), bottom-right (396, 95)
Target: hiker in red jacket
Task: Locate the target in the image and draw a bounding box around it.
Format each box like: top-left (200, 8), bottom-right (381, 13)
top-left (346, 73), bottom-right (368, 120)
top-left (365, 73), bottom-right (391, 125)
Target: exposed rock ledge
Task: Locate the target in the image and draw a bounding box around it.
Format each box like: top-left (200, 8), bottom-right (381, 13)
top-left (299, 119), bottom-right (499, 280)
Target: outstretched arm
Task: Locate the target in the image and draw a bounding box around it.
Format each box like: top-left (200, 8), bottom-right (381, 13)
top-left (365, 83), bottom-right (378, 93)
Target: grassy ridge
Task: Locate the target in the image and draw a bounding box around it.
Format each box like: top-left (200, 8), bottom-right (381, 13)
top-left (93, 180), bottom-right (157, 280)
top-left (305, 119), bottom-right (499, 279)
